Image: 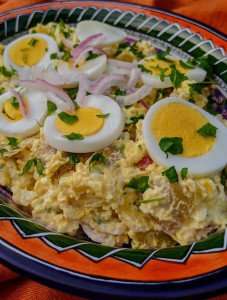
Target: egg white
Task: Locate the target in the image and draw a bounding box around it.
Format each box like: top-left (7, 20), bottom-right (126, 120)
top-left (140, 56), bottom-right (207, 89)
top-left (79, 54), bottom-right (107, 80)
top-left (76, 21), bottom-right (126, 46)
top-left (3, 33), bottom-right (59, 72)
top-left (0, 89), bottom-right (47, 138)
top-left (142, 97), bottom-right (227, 176)
top-left (43, 95), bottom-right (124, 153)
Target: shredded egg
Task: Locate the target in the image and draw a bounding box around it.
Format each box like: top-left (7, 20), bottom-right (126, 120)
top-left (0, 90), bottom-right (47, 138)
top-left (3, 33), bottom-right (58, 72)
top-left (142, 97), bottom-right (227, 176)
top-left (44, 95), bottom-right (124, 153)
top-left (140, 55), bottom-right (207, 88)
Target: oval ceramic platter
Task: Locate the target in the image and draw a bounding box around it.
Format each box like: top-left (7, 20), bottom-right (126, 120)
top-left (0, 1), bottom-right (226, 299)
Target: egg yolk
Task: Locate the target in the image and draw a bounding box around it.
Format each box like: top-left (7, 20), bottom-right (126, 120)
top-left (151, 103), bottom-right (215, 157)
top-left (8, 37), bottom-right (47, 67)
top-left (3, 98), bottom-right (23, 121)
top-left (56, 107), bottom-right (104, 136)
top-left (143, 58), bottom-right (187, 76)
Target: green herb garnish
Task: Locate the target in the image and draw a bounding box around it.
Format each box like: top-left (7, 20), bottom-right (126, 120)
top-left (159, 68), bottom-right (168, 81)
top-left (127, 114), bottom-right (144, 125)
top-left (179, 60), bottom-right (194, 69)
top-left (58, 112), bottom-right (78, 124)
top-left (130, 43), bottom-right (145, 59)
top-left (61, 51), bottom-right (71, 61)
top-left (115, 88), bottom-right (126, 96)
top-left (197, 122), bottom-right (217, 137)
top-left (28, 38), bottom-right (38, 47)
top-left (169, 65), bottom-right (188, 88)
top-left (68, 153), bottom-right (80, 165)
top-left (96, 113), bottom-right (110, 119)
top-left (64, 87), bottom-right (78, 100)
top-left (0, 149), bottom-right (7, 156)
top-left (50, 53), bottom-right (59, 60)
top-left (159, 137), bottom-right (183, 156)
top-left (7, 137), bottom-right (19, 149)
top-left (90, 153), bottom-right (107, 165)
top-left (86, 51), bottom-right (100, 61)
top-left (11, 97), bottom-right (19, 109)
top-left (47, 100), bottom-right (57, 116)
top-left (126, 176), bottom-right (149, 193)
top-left (0, 87), bottom-right (5, 95)
top-left (156, 47), bottom-right (171, 61)
top-left (115, 42), bottom-right (129, 56)
top-left (180, 167), bottom-right (188, 180)
top-left (194, 56), bottom-right (213, 78)
top-left (0, 66), bottom-right (16, 78)
top-left (64, 133), bottom-right (84, 140)
top-left (20, 158), bottom-right (44, 176)
top-left (162, 166), bottom-right (178, 183)
top-left (138, 64), bottom-right (150, 73)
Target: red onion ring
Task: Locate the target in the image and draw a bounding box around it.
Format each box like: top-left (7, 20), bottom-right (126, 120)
top-left (89, 74), bottom-right (126, 95)
top-left (116, 84), bottom-right (152, 106)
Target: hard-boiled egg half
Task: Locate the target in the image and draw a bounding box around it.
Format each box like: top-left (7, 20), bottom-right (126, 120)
top-left (142, 97), bottom-right (227, 176)
top-left (140, 55), bottom-right (207, 88)
top-left (43, 95), bottom-right (124, 153)
top-left (3, 33), bottom-right (59, 72)
top-left (76, 21), bottom-right (126, 46)
top-left (0, 89), bottom-right (47, 138)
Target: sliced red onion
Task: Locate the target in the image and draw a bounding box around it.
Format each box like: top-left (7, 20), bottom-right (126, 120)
top-left (140, 99), bottom-right (149, 110)
top-left (124, 35), bottom-right (139, 44)
top-left (212, 87), bottom-right (225, 104)
top-left (116, 84), bottom-right (152, 106)
top-left (136, 155), bottom-right (153, 170)
top-left (89, 74), bottom-right (126, 95)
top-left (19, 79), bottom-right (74, 111)
top-left (75, 73), bottom-right (90, 106)
top-left (71, 33), bottom-right (104, 60)
top-left (108, 59), bottom-right (135, 70)
top-left (0, 185), bottom-right (12, 202)
top-left (9, 88), bottom-right (27, 117)
top-left (127, 67), bottom-right (141, 89)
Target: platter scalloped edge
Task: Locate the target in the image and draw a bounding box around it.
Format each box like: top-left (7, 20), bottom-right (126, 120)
top-left (0, 1), bottom-right (226, 299)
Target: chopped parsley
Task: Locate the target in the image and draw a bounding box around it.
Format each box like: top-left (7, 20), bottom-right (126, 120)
top-left (68, 153), bottom-right (80, 165)
top-left (61, 50), bottom-right (71, 61)
top-left (90, 153), bottom-right (107, 165)
top-left (64, 133), bottom-right (84, 140)
top-left (0, 149), bottom-right (7, 156)
top-left (114, 88), bottom-right (126, 96)
top-left (197, 122), bottom-right (217, 137)
top-left (115, 42), bottom-right (129, 56)
top-left (159, 68), bottom-right (168, 82)
top-left (180, 167), bottom-right (188, 180)
top-left (96, 113), bottom-right (110, 119)
top-left (21, 158), bottom-right (44, 176)
top-left (130, 43), bottom-right (145, 59)
top-left (179, 60), bottom-right (194, 69)
top-left (126, 176), bottom-right (149, 193)
top-left (0, 66), bottom-right (16, 78)
top-left (127, 114), bottom-right (144, 125)
top-left (189, 82), bottom-right (213, 95)
top-left (159, 137), bottom-right (183, 156)
top-left (59, 19), bottom-right (71, 38)
top-left (11, 97), bottom-right (19, 109)
top-left (47, 100), bottom-right (57, 116)
top-left (58, 112), bottom-right (78, 124)
top-left (28, 38), bottom-right (38, 47)
top-left (162, 166), bottom-right (178, 183)
top-left (7, 137), bottom-right (19, 149)
top-left (169, 65), bottom-right (188, 88)
top-left (0, 87), bottom-right (5, 95)
top-left (50, 53), bottom-right (59, 60)
top-left (137, 64), bottom-right (150, 73)
top-left (86, 51), bottom-right (100, 61)
top-left (64, 87), bottom-right (78, 100)
top-left (156, 47), bottom-right (171, 61)
top-left (194, 56), bottom-right (213, 78)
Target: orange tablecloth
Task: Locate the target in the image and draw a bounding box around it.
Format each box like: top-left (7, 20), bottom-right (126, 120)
top-left (0, 1), bottom-right (226, 299)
